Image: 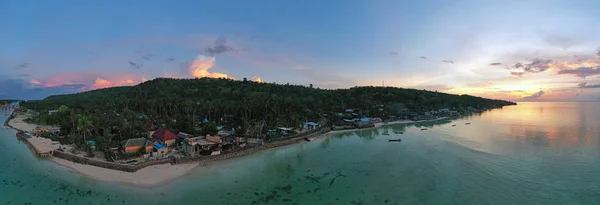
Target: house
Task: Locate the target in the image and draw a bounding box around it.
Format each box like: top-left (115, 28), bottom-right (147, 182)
top-left (153, 144), bottom-right (168, 157)
top-left (48, 110), bottom-right (59, 115)
top-left (152, 128), bottom-right (177, 147)
top-left (343, 118), bottom-right (359, 123)
top-left (182, 136), bottom-right (217, 157)
top-left (217, 126), bottom-right (235, 137)
top-left (205, 134), bottom-right (222, 144)
top-left (120, 138), bottom-right (153, 154)
top-left (360, 117), bottom-right (371, 122)
top-left (303, 122), bottom-right (320, 130)
top-left (277, 127), bottom-right (293, 135)
top-left (176, 132), bottom-right (194, 145)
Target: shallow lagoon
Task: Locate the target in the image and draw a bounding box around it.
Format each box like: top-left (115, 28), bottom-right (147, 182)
top-left (2, 102), bottom-right (600, 204)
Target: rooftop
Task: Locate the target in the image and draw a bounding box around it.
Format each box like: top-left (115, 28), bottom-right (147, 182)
top-left (121, 138), bottom-right (152, 147)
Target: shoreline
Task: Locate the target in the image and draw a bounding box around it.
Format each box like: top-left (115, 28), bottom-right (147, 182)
top-left (4, 110), bottom-right (451, 187)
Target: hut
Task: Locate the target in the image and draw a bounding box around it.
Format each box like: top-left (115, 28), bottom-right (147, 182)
top-left (152, 128), bottom-right (177, 147)
top-left (120, 138), bottom-right (153, 154)
top-left (182, 136), bottom-right (217, 157)
top-left (303, 122), bottom-right (320, 130)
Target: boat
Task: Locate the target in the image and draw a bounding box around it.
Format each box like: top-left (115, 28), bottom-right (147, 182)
top-left (452, 125), bottom-right (456, 127)
top-left (394, 131), bottom-right (403, 134)
top-left (304, 137), bottom-right (316, 141)
top-left (388, 139), bottom-right (402, 142)
top-left (465, 122), bottom-right (471, 125)
top-left (421, 128), bottom-right (427, 130)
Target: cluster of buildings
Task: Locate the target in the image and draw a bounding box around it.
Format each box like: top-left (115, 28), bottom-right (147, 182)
top-left (118, 126), bottom-right (243, 160)
top-left (119, 128), bottom-right (174, 158)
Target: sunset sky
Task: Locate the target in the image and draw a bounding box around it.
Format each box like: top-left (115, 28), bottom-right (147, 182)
top-left (3, 0), bottom-right (600, 101)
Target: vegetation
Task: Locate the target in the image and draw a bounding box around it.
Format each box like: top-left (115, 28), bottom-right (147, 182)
top-left (201, 123), bottom-right (219, 136)
top-left (20, 77), bottom-right (515, 149)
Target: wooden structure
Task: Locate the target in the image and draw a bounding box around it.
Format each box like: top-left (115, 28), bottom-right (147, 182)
top-left (120, 138), bottom-right (154, 154)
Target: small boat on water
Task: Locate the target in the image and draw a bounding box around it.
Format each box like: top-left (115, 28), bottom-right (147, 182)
top-left (452, 125), bottom-right (456, 127)
top-left (394, 131), bottom-right (403, 134)
top-left (465, 122), bottom-right (471, 125)
top-left (304, 137), bottom-right (316, 141)
top-left (421, 128), bottom-right (427, 130)
top-left (388, 139), bottom-right (402, 142)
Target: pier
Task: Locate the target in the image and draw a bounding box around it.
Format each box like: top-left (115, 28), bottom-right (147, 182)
top-left (16, 132), bottom-right (57, 158)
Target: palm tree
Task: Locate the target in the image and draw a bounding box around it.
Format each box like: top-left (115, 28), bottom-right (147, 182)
top-left (77, 116), bottom-right (93, 145)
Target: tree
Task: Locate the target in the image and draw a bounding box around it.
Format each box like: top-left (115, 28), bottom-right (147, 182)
top-left (201, 123), bottom-right (218, 136)
top-left (77, 116), bottom-right (93, 145)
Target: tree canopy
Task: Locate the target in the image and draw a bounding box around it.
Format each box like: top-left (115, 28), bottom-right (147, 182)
top-left (20, 77), bottom-right (515, 148)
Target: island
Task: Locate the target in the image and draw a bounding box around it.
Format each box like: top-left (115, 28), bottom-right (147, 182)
top-left (3, 77), bottom-right (516, 186)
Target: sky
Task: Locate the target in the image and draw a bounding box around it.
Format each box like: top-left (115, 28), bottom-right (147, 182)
top-left (3, 0), bottom-right (600, 101)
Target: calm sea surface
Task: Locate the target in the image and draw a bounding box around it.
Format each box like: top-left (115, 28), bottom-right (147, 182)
top-left (2, 102), bottom-right (600, 204)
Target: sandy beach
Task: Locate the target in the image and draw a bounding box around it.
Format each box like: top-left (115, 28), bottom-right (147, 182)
top-left (7, 111), bottom-right (58, 133)
top-left (52, 157), bottom-right (199, 187)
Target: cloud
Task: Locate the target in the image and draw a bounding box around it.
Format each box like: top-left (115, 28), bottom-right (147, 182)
top-left (188, 54), bottom-right (234, 79)
top-left (420, 56), bottom-right (427, 60)
top-left (14, 63), bottom-right (28, 70)
top-left (204, 36), bottom-right (238, 56)
top-left (251, 76), bottom-right (263, 83)
top-left (520, 90), bottom-right (545, 101)
top-left (597, 49), bottom-right (600, 59)
top-left (556, 66), bottom-right (600, 78)
top-left (440, 60), bottom-right (454, 64)
top-left (510, 71), bottom-right (525, 76)
top-left (577, 82), bottom-right (600, 88)
top-left (489, 62), bottom-right (502, 66)
top-left (389, 52), bottom-right (398, 56)
top-left (506, 58), bottom-right (552, 76)
top-left (514, 62), bottom-right (523, 68)
top-left (0, 78), bottom-right (85, 100)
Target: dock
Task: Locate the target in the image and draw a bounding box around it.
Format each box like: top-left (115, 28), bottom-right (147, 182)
top-left (17, 132), bottom-right (57, 157)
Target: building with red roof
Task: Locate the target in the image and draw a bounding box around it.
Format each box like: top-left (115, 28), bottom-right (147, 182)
top-left (152, 128), bottom-right (177, 147)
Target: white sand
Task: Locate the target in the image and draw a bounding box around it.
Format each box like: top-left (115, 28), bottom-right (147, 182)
top-left (8, 112), bottom-right (58, 133)
top-left (52, 157), bottom-right (199, 187)
top-left (7, 111), bottom-right (199, 187)
top-left (28, 136), bottom-right (59, 153)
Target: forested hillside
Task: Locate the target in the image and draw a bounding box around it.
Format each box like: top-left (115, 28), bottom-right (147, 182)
top-left (20, 77), bottom-right (515, 144)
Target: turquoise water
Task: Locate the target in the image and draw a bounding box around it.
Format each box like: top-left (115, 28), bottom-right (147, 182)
top-left (2, 102), bottom-right (600, 204)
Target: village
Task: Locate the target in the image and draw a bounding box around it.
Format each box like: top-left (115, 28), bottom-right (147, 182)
top-left (4, 99), bottom-right (469, 174)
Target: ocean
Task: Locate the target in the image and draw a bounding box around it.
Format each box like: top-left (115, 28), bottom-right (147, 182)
top-left (1, 102), bottom-right (600, 204)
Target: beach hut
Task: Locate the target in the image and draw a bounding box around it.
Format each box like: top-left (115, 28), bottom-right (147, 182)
top-left (277, 127), bottom-right (293, 135)
top-left (153, 143), bottom-right (168, 156)
top-left (152, 128), bottom-right (177, 147)
top-left (303, 122), bottom-right (320, 130)
top-left (120, 138), bottom-right (153, 154)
